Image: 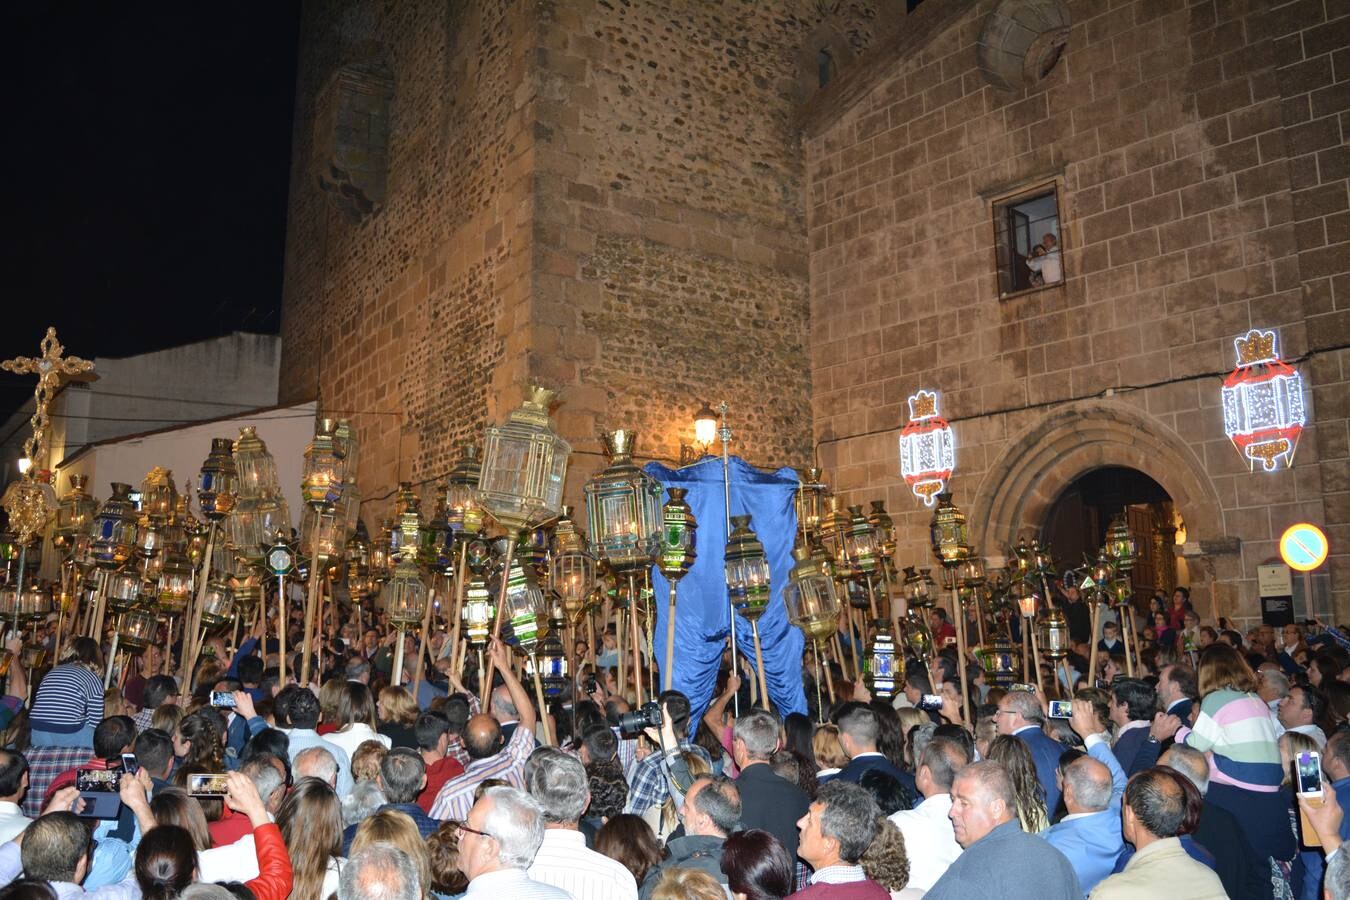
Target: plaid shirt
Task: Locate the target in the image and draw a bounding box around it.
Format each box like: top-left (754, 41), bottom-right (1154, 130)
top-left (624, 741), bottom-right (709, 815)
top-left (23, 745), bottom-right (93, 817)
top-left (444, 691), bottom-right (481, 768)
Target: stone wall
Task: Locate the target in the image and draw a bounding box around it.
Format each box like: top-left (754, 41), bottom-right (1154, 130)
top-left (803, 0), bottom-right (1348, 622)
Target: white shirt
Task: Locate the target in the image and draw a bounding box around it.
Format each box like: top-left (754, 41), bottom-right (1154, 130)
top-left (890, 793), bottom-right (961, 891)
top-left (1027, 248), bottom-right (1062, 282)
top-left (325, 722), bottom-right (392, 760)
top-left (199, 830), bottom-right (345, 891)
top-left (466, 867), bottom-right (573, 898)
top-left (812, 865), bottom-right (869, 884)
top-left (0, 802), bottom-right (32, 844)
top-left (527, 828), bottom-right (637, 899)
top-left (1290, 723), bottom-right (1328, 747)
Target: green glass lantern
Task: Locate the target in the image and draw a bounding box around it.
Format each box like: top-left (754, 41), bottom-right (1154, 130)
top-left (658, 488), bottom-right (697, 582)
top-left (478, 386), bottom-right (571, 534)
top-left (444, 444), bottom-right (484, 536)
top-left (493, 539), bottom-right (549, 653)
top-left (584, 430), bottom-right (663, 576)
top-left (974, 638), bottom-right (1018, 686)
top-left (53, 474), bottom-right (98, 550)
top-left (904, 608), bottom-right (934, 658)
top-left (1106, 512), bottom-right (1136, 573)
top-left (197, 438), bottom-right (239, 523)
top-left (88, 483), bottom-right (139, 570)
top-left (725, 515), bottom-right (771, 622)
top-left (1010, 536), bottom-right (1032, 579)
top-left (419, 491), bottom-right (452, 574)
top-left (929, 492), bottom-right (970, 569)
top-left (549, 511), bottom-right (597, 623)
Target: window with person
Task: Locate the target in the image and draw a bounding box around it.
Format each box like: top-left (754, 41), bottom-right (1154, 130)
top-left (994, 186), bottom-right (1063, 297)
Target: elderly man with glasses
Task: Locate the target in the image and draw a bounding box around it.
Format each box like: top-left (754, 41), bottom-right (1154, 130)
top-left (458, 785), bottom-right (570, 899)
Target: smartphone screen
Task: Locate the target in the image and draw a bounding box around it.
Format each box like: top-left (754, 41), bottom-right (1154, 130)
top-left (120, 754), bottom-right (139, 776)
top-left (1297, 751), bottom-right (1323, 795)
top-left (1047, 700), bottom-right (1072, 719)
top-left (918, 693), bottom-right (943, 711)
top-left (210, 691), bottom-right (237, 709)
top-left (76, 768), bottom-right (120, 793)
top-left (188, 774), bottom-right (230, 796)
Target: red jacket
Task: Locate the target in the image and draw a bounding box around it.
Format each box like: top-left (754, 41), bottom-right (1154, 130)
top-left (245, 823), bottom-right (293, 900)
top-left (209, 809), bottom-right (254, 847)
top-left (417, 754), bottom-right (465, 815)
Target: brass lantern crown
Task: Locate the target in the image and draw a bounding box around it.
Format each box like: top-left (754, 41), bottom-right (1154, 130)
top-left (584, 430), bottom-right (663, 575)
top-left (478, 386), bottom-right (571, 533)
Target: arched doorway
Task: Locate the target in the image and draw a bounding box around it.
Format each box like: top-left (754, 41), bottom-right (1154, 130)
top-left (1042, 466), bottom-right (1182, 604)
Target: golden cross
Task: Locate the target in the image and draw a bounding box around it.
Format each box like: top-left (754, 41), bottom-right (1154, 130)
top-left (2, 327), bottom-right (94, 472)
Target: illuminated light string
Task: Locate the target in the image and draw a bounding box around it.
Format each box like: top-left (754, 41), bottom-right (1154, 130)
top-left (1221, 328), bottom-right (1306, 472)
top-left (898, 389), bottom-right (955, 507)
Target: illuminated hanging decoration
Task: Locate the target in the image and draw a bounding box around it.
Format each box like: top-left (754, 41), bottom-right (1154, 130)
top-left (1221, 328), bottom-right (1305, 472)
top-left (898, 389), bottom-right (955, 506)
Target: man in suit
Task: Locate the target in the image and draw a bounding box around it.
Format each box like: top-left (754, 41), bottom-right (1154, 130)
top-left (832, 704), bottom-right (917, 800)
top-left (732, 708), bottom-right (810, 859)
top-left (1156, 664), bottom-right (1196, 724)
top-left (995, 691), bottom-right (1067, 812)
top-left (1090, 767), bottom-right (1227, 899)
top-left (1108, 679), bottom-right (1158, 776)
top-left (1041, 755), bottom-right (1123, 893)
top-left (925, 761), bottom-right (1081, 900)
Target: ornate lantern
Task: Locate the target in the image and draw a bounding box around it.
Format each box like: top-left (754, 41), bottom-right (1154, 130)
top-left (198, 581), bottom-right (235, 628)
top-left (478, 386), bottom-right (571, 534)
top-left (899, 389), bottom-right (955, 506)
top-left (344, 522), bottom-right (376, 601)
top-left (656, 488), bottom-right (697, 689)
top-left (842, 506), bottom-right (882, 583)
top-left (974, 639), bottom-right (1018, 686)
top-left (19, 584), bottom-right (51, 622)
top-left (157, 548), bottom-right (193, 616)
top-left (105, 571), bottom-right (143, 615)
top-left (118, 609), bottom-right (159, 650)
top-left (494, 542), bottom-right (550, 654)
top-left (302, 420), bottom-right (344, 509)
top-left (1038, 606), bottom-right (1070, 659)
top-left (549, 511), bottom-right (597, 622)
top-left (0, 475), bottom-right (56, 549)
top-left (795, 469), bottom-right (829, 536)
top-left (867, 500), bottom-right (897, 573)
top-left (197, 438), bottom-right (239, 522)
top-left (300, 505), bottom-right (346, 566)
top-left (528, 634), bottom-right (569, 699)
top-left (462, 541), bottom-right (494, 647)
top-left (929, 493), bottom-right (970, 569)
top-left (140, 468), bottom-right (178, 526)
top-left (864, 631), bottom-right (898, 699)
top-left (783, 545), bottom-right (841, 644)
top-left (584, 430), bottom-right (663, 575)
top-left (1221, 328), bottom-right (1305, 471)
top-left (902, 565), bottom-right (936, 610)
top-left (228, 491), bottom-right (290, 566)
top-left (903, 608), bottom-right (934, 658)
top-left (1105, 513), bottom-right (1136, 573)
top-left (54, 474), bottom-right (97, 550)
top-left (1090, 550), bottom-right (1115, 593)
top-left (386, 558), bottom-right (428, 627)
top-left (332, 419), bottom-right (360, 486)
top-left (233, 426), bottom-right (283, 500)
top-left (88, 483), bottom-right (139, 570)
top-left (816, 497), bottom-right (851, 571)
top-left (1013, 579), bottom-right (1037, 618)
top-left (444, 444), bottom-right (484, 536)
top-left (725, 516), bottom-right (771, 622)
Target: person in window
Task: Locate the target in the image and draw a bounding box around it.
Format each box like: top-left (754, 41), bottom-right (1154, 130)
top-left (1026, 233), bottom-right (1062, 285)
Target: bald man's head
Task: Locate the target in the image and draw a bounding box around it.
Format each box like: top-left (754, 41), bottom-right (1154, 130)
top-left (1062, 756), bottom-right (1112, 814)
top-left (465, 714), bottom-right (504, 760)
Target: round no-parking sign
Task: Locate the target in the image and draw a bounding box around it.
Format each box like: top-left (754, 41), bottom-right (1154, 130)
top-left (1280, 523), bottom-right (1329, 572)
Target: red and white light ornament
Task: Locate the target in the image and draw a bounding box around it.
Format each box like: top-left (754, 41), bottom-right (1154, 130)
top-left (1221, 328), bottom-right (1305, 472)
top-left (898, 389), bottom-right (955, 506)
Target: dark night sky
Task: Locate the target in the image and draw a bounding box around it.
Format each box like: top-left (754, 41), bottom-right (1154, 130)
top-left (0, 6), bottom-right (300, 414)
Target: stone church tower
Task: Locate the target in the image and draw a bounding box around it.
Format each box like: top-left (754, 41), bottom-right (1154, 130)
top-left (282, 0), bottom-right (1349, 624)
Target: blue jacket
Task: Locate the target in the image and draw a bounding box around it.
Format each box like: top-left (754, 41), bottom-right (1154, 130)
top-left (833, 752), bottom-right (918, 805)
top-left (1044, 810), bottom-right (1124, 894)
top-left (927, 819), bottom-right (1082, 900)
top-left (1014, 726), bottom-right (1068, 813)
top-left (1111, 726), bottom-right (1152, 776)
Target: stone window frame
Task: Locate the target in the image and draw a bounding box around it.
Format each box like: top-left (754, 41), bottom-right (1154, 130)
top-left (989, 177), bottom-right (1066, 302)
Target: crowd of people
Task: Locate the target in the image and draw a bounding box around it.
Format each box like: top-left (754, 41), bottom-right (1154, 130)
top-left (0, 584), bottom-right (1345, 899)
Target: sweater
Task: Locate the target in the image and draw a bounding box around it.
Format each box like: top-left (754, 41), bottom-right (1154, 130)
top-left (29, 663), bottom-right (103, 738)
top-left (788, 881), bottom-right (890, 899)
top-left (1178, 689), bottom-right (1282, 791)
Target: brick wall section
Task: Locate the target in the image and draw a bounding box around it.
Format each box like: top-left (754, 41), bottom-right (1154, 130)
top-left (1270, 0), bottom-right (1350, 615)
top-left (804, 0), bottom-right (1345, 622)
top-left (280, 1), bottom-right (536, 506)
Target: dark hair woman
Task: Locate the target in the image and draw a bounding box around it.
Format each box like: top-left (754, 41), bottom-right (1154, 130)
top-left (720, 828), bottom-right (794, 900)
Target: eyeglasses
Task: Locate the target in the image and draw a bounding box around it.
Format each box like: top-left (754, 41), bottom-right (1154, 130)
top-left (458, 824), bottom-right (496, 842)
top-left (995, 710), bottom-right (1017, 717)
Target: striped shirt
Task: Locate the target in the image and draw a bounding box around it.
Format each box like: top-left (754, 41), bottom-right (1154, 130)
top-left (1178, 688), bottom-right (1282, 792)
top-left (29, 663), bottom-right (103, 736)
top-left (428, 719), bottom-right (535, 821)
top-left (464, 867), bottom-right (572, 899)
top-left (527, 828), bottom-right (638, 899)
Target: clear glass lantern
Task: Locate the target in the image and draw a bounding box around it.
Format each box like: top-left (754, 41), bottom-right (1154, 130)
top-left (140, 468), bottom-right (179, 525)
top-left (1010, 536), bottom-right (1032, 578)
top-left (462, 542), bottom-right (494, 646)
top-left (157, 549), bottom-right (193, 616)
top-left (233, 426), bottom-right (283, 500)
top-left (693, 402), bottom-right (719, 449)
top-left (817, 497), bottom-right (852, 570)
top-left (301, 505), bottom-right (346, 565)
top-left (118, 609), bottom-right (159, 650)
top-left (902, 565), bottom-right (935, 610)
top-left (228, 491), bottom-right (291, 566)
top-left (867, 500), bottom-right (896, 564)
top-left (197, 437), bottom-right (239, 523)
top-left (1030, 539), bottom-right (1055, 577)
top-left (494, 541), bottom-right (549, 653)
top-left (783, 545), bottom-right (841, 643)
top-left (385, 558), bottom-right (428, 627)
top-left (105, 570), bottom-right (144, 615)
top-left (420, 492), bottom-right (452, 574)
top-left (301, 419), bottom-right (344, 509)
top-left (332, 419), bottom-right (360, 487)
top-left (929, 492), bottom-right (970, 569)
top-left (794, 468), bottom-right (829, 536)
top-left (88, 483), bottom-right (139, 570)
top-left (19, 584), bottom-right (51, 622)
top-left (369, 519), bottom-right (396, 583)
top-left (444, 444), bottom-right (483, 536)
top-left (725, 515), bottom-right (771, 622)
top-left (1038, 606), bottom-right (1070, 659)
top-left (584, 430), bottom-right (663, 576)
top-left (134, 522), bottom-right (165, 563)
top-left (1091, 549), bottom-right (1115, 591)
top-left (393, 484), bottom-right (422, 561)
top-left (478, 386), bottom-right (571, 533)
top-left (904, 608), bottom-right (934, 658)
top-left (199, 581), bottom-right (235, 628)
top-left (1013, 579), bottom-right (1037, 618)
top-left (345, 522), bottom-right (375, 599)
top-left (54, 474), bottom-right (98, 550)
top-left (549, 512), bottom-right (597, 623)
top-left (842, 505), bottom-right (882, 582)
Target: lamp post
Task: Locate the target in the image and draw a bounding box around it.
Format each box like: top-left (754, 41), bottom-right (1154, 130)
top-left (86, 483), bottom-right (139, 645)
top-left (1038, 605), bottom-right (1072, 697)
top-left (1087, 545), bottom-right (1119, 680)
top-left (386, 555), bottom-right (427, 690)
top-left (476, 386), bottom-right (570, 698)
top-left (494, 537), bottom-right (553, 744)
top-left (183, 438), bottom-right (238, 683)
top-left (1013, 580), bottom-right (1040, 689)
top-left (725, 515), bottom-right (772, 707)
top-left (549, 510), bottom-right (597, 702)
top-left (583, 430), bottom-right (662, 704)
top-left (299, 419), bottom-right (345, 685)
top-left (930, 492), bottom-right (971, 724)
top-left (783, 544), bottom-right (841, 721)
top-left (657, 488), bottom-right (697, 690)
